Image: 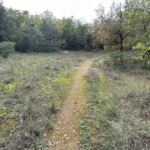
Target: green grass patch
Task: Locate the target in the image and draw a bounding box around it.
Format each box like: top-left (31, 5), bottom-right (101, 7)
top-left (80, 54), bottom-right (150, 150)
top-left (0, 51), bottom-right (96, 149)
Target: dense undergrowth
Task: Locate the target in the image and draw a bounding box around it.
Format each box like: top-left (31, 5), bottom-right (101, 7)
top-left (105, 51), bottom-right (150, 71)
top-left (80, 52), bottom-right (150, 150)
top-left (0, 51), bottom-right (95, 149)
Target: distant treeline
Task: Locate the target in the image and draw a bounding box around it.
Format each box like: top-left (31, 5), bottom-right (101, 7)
top-left (0, 0), bottom-right (149, 53)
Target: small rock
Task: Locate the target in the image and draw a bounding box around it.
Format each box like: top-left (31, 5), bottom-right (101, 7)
top-left (66, 137), bottom-right (70, 140)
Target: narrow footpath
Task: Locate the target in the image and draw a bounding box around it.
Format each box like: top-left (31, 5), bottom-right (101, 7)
top-left (45, 59), bottom-right (94, 150)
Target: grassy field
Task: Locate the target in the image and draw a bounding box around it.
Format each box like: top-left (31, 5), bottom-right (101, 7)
top-left (1, 51), bottom-right (150, 150)
top-left (79, 53), bottom-right (150, 150)
top-left (0, 51), bottom-right (96, 149)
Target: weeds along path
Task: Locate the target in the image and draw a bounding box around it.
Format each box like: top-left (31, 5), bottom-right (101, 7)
top-left (45, 59), bottom-right (94, 150)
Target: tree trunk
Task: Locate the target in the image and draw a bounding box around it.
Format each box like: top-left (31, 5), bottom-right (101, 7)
top-left (120, 33), bottom-right (123, 66)
top-left (119, 10), bottom-right (123, 66)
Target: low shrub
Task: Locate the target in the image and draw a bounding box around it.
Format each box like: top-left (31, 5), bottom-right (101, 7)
top-left (109, 50), bottom-right (124, 66)
top-left (0, 42), bottom-right (15, 58)
top-left (133, 43), bottom-right (150, 59)
top-left (133, 43), bottom-right (150, 69)
top-left (104, 51), bottom-right (150, 71)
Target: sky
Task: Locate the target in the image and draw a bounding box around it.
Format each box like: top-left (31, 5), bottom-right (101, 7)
top-left (3, 0), bottom-right (124, 23)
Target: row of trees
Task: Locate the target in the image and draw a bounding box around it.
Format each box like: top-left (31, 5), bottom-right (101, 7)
top-left (0, 4), bottom-right (103, 52)
top-left (0, 0), bottom-right (149, 53)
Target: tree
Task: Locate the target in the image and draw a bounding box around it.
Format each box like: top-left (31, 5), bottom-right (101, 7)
top-left (61, 17), bottom-right (91, 50)
top-left (15, 25), bottom-right (44, 52)
top-left (125, 0), bottom-right (150, 46)
top-left (76, 20), bottom-right (88, 49)
top-left (0, 4), bottom-right (100, 52)
top-left (0, 4), bottom-right (5, 41)
top-left (61, 17), bottom-right (78, 50)
top-left (89, 20), bottom-right (101, 49)
top-left (40, 20), bottom-right (65, 52)
top-left (0, 5), bottom-right (19, 42)
top-left (96, 2), bottom-right (131, 65)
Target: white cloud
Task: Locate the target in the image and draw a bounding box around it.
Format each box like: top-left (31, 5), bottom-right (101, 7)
top-left (4, 0), bottom-right (124, 23)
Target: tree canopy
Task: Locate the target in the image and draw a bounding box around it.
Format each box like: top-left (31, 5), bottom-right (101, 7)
top-left (0, 0), bottom-right (149, 53)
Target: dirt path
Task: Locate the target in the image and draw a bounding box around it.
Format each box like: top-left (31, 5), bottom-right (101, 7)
top-left (45, 59), bottom-right (94, 150)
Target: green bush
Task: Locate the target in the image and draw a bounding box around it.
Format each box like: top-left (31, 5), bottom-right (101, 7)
top-left (85, 46), bottom-right (91, 51)
top-left (133, 43), bottom-right (150, 69)
top-left (133, 43), bottom-right (150, 59)
top-left (109, 51), bottom-right (124, 66)
top-left (0, 42), bottom-right (15, 58)
top-left (0, 56), bottom-right (2, 62)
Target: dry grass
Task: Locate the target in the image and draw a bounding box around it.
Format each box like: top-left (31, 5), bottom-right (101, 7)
top-left (0, 51), bottom-right (96, 149)
top-left (80, 52), bottom-right (150, 150)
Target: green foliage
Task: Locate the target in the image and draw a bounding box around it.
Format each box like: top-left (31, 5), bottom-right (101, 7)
top-left (95, 2), bottom-right (130, 52)
top-left (0, 42), bottom-right (15, 58)
top-left (105, 52), bottom-right (150, 70)
top-left (48, 102), bottom-right (56, 114)
top-left (0, 104), bottom-right (6, 117)
top-left (40, 20), bottom-right (64, 52)
top-left (109, 51), bottom-right (124, 66)
top-left (133, 43), bottom-right (150, 68)
top-left (0, 4), bottom-right (103, 52)
top-left (95, 0), bottom-right (150, 53)
top-left (46, 120), bottom-right (53, 130)
top-left (15, 26), bottom-right (44, 52)
top-left (80, 59), bottom-right (150, 150)
top-left (1, 0), bottom-right (150, 53)
top-left (0, 56), bottom-right (2, 62)
top-left (133, 43), bottom-right (150, 59)
top-left (125, 0), bottom-right (150, 46)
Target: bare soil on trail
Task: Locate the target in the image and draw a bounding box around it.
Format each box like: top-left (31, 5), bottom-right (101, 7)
top-left (45, 59), bottom-right (94, 150)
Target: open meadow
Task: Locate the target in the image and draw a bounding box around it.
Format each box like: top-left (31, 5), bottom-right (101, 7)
top-left (1, 51), bottom-right (150, 150)
top-left (0, 51), bottom-right (96, 149)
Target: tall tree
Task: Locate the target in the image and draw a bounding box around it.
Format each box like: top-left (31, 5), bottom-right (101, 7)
top-left (125, 0), bottom-right (150, 45)
top-left (76, 20), bottom-right (88, 49)
top-left (89, 20), bottom-right (101, 49)
top-left (62, 17), bottom-right (78, 50)
top-left (96, 2), bottom-right (131, 65)
top-left (0, 4), bottom-right (7, 41)
top-left (40, 20), bottom-right (65, 51)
